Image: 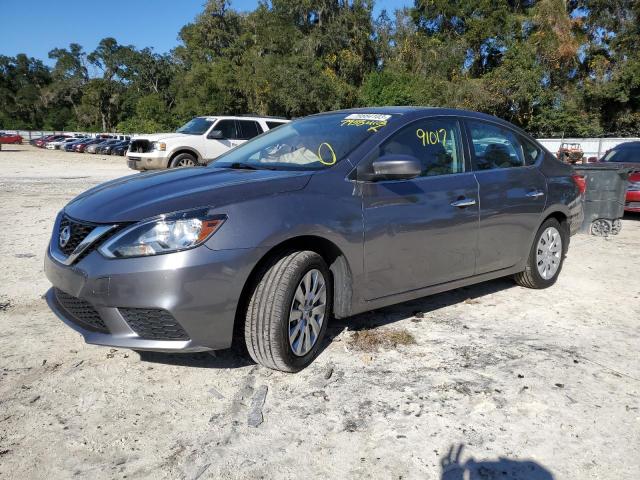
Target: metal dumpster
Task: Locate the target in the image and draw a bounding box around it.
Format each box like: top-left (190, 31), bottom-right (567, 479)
top-left (572, 163), bottom-right (636, 236)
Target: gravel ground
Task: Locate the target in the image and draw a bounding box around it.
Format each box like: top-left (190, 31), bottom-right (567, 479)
top-left (0, 145), bottom-right (639, 480)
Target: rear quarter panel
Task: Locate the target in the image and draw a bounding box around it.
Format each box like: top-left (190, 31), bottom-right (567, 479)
top-left (538, 153), bottom-right (584, 235)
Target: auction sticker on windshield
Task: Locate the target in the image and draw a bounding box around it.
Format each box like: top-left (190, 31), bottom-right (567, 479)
top-left (340, 113), bottom-right (391, 132)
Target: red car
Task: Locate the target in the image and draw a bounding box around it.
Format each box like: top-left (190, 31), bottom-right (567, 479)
top-left (34, 135), bottom-right (63, 148)
top-left (626, 172), bottom-right (640, 213)
top-left (0, 132), bottom-right (23, 145)
top-left (601, 141), bottom-right (640, 213)
top-left (74, 138), bottom-right (103, 153)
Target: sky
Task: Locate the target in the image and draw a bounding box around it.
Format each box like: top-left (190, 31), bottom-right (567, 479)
top-left (1, 0), bottom-right (409, 66)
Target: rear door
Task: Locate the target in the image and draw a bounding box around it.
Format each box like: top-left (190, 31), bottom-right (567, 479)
top-left (464, 119), bottom-right (547, 274)
top-left (236, 120), bottom-right (263, 144)
top-left (361, 116), bottom-right (479, 299)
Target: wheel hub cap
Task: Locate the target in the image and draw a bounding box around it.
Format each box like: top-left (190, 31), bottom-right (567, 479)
top-left (288, 269), bottom-right (326, 357)
top-left (536, 226), bottom-right (562, 280)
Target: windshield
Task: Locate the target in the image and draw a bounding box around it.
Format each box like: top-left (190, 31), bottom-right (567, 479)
top-left (177, 117), bottom-right (214, 135)
top-left (210, 113), bottom-right (394, 171)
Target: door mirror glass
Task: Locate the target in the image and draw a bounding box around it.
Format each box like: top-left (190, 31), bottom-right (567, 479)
top-left (207, 130), bottom-right (224, 140)
top-left (369, 155), bottom-right (422, 181)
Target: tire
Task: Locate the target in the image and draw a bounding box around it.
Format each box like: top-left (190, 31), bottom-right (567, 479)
top-left (514, 218), bottom-right (567, 289)
top-left (244, 250), bottom-right (332, 372)
top-left (169, 153), bottom-right (197, 168)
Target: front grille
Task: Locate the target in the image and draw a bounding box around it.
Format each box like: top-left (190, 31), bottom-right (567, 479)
top-left (59, 216), bottom-right (94, 255)
top-left (129, 139), bottom-right (152, 153)
top-left (626, 201), bottom-right (640, 209)
top-left (54, 289), bottom-right (108, 333)
top-left (120, 308), bottom-right (189, 340)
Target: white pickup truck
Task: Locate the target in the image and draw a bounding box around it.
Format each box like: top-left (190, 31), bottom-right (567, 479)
top-left (126, 115), bottom-right (289, 170)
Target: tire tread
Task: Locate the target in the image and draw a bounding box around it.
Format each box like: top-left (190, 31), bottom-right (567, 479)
top-left (244, 250), bottom-right (324, 372)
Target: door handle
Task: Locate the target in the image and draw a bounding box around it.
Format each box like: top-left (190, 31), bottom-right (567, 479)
top-left (526, 190), bottom-right (545, 198)
top-left (450, 198), bottom-right (476, 208)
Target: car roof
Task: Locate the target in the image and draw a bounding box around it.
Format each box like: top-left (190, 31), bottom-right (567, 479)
top-left (613, 141), bottom-right (640, 149)
top-left (310, 106), bottom-right (534, 136)
top-left (198, 115), bottom-right (289, 121)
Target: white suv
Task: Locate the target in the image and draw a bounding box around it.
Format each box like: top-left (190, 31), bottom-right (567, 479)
top-left (126, 115), bottom-right (289, 170)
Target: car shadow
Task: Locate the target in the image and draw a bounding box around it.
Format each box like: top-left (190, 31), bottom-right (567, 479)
top-left (136, 345), bottom-right (253, 370)
top-left (326, 277), bottom-right (515, 340)
top-left (624, 211), bottom-right (640, 220)
top-left (440, 444), bottom-right (554, 480)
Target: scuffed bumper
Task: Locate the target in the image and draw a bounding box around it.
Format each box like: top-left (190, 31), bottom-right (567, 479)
top-left (44, 244), bottom-right (266, 352)
top-left (126, 152), bottom-right (168, 170)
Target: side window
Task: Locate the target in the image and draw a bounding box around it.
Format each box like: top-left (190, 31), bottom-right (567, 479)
top-left (370, 117), bottom-right (464, 177)
top-left (237, 120), bottom-right (262, 140)
top-left (519, 135), bottom-right (541, 165)
top-left (467, 120), bottom-right (525, 170)
top-left (266, 121), bottom-right (286, 130)
top-left (214, 120), bottom-right (237, 139)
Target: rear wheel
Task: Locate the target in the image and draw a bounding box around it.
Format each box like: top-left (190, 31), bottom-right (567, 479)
top-left (170, 153), bottom-right (197, 168)
top-left (244, 251), bottom-right (331, 372)
top-left (514, 218), bottom-right (567, 289)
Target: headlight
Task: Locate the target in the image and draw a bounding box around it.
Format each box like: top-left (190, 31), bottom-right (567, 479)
top-left (98, 208), bottom-right (226, 258)
top-left (152, 142), bottom-right (166, 151)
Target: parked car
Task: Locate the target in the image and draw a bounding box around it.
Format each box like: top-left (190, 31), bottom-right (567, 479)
top-left (44, 108), bottom-right (584, 372)
top-left (74, 138), bottom-right (103, 153)
top-left (36, 135), bottom-right (67, 148)
top-left (47, 137), bottom-right (79, 150)
top-left (0, 132), bottom-right (22, 150)
top-left (63, 137), bottom-right (91, 152)
top-left (127, 115), bottom-right (289, 170)
top-left (111, 141), bottom-right (130, 156)
top-left (0, 132), bottom-right (23, 145)
top-left (600, 141), bottom-right (640, 213)
top-left (95, 139), bottom-right (124, 155)
top-left (85, 140), bottom-right (112, 154)
top-left (31, 135), bottom-right (55, 147)
top-left (626, 172), bottom-right (640, 213)
top-left (601, 141), bottom-right (640, 165)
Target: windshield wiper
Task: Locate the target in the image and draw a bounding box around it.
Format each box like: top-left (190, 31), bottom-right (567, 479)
top-left (227, 162), bottom-right (260, 170)
top-left (225, 162), bottom-right (279, 171)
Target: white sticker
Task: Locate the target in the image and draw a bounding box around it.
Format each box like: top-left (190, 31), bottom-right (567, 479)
top-left (344, 113), bottom-right (392, 121)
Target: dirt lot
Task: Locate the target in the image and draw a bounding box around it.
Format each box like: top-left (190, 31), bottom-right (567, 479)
top-left (0, 145), bottom-right (639, 479)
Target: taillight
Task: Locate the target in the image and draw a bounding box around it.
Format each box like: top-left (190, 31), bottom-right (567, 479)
top-left (572, 174), bottom-right (586, 194)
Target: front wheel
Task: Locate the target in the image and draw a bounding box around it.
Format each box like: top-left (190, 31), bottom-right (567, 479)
top-left (244, 251), bottom-right (331, 372)
top-left (169, 153), bottom-right (197, 168)
top-left (514, 218), bottom-right (567, 289)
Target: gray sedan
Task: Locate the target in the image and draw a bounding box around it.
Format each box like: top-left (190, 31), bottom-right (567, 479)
top-left (45, 108), bottom-right (584, 372)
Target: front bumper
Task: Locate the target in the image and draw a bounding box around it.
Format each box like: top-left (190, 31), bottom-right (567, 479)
top-left (45, 243), bottom-right (266, 352)
top-left (126, 152), bottom-right (168, 170)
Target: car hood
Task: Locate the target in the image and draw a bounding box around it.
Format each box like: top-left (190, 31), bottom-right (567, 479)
top-left (64, 167), bottom-right (313, 223)
top-left (132, 132), bottom-right (192, 142)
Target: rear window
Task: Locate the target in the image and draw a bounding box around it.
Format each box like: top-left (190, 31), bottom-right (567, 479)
top-left (602, 146), bottom-right (640, 163)
top-left (237, 120), bottom-right (263, 140)
top-left (266, 121), bottom-right (287, 130)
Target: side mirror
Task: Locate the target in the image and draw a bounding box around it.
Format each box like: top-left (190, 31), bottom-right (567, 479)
top-left (367, 155), bottom-right (422, 181)
top-left (207, 130), bottom-right (224, 140)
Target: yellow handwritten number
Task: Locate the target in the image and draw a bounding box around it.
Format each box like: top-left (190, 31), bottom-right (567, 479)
top-left (318, 142), bottom-right (337, 166)
top-left (416, 128), bottom-right (448, 147)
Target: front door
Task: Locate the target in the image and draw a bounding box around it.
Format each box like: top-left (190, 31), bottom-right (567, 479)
top-left (464, 119), bottom-right (547, 274)
top-left (361, 117), bottom-right (479, 300)
top-left (205, 119), bottom-right (238, 159)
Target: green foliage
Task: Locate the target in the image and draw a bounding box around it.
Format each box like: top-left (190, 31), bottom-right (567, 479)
top-left (0, 0), bottom-right (638, 136)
